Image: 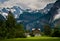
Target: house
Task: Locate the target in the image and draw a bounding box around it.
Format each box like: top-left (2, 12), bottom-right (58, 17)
top-left (31, 28), bottom-right (41, 36)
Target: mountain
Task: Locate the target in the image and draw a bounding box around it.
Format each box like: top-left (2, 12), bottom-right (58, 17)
top-left (47, 0), bottom-right (60, 21)
top-left (18, 0), bottom-right (60, 31)
top-left (46, 0), bottom-right (60, 26)
top-left (2, 8), bottom-right (9, 13)
top-left (18, 3), bottom-right (54, 31)
top-left (0, 2), bottom-right (54, 19)
top-left (11, 6), bottom-right (24, 18)
top-left (39, 3), bottom-right (54, 14)
top-left (18, 11), bottom-right (45, 31)
top-left (0, 14), bottom-right (5, 21)
top-left (0, 1), bottom-right (59, 31)
top-left (0, 6), bottom-right (24, 19)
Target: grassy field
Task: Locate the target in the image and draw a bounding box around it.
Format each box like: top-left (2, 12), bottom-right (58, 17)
top-left (0, 36), bottom-right (60, 41)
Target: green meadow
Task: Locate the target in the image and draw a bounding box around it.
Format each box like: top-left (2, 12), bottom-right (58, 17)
top-left (0, 36), bottom-right (60, 41)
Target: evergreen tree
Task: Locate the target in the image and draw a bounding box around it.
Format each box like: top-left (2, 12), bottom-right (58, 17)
top-left (6, 11), bottom-right (16, 28)
top-left (6, 11), bottom-right (26, 38)
top-left (6, 11), bottom-right (16, 38)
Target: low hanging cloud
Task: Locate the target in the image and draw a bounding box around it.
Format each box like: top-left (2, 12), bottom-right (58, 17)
top-left (54, 9), bottom-right (60, 21)
top-left (0, 0), bottom-right (57, 10)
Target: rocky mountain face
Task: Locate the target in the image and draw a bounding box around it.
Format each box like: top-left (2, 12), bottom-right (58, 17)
top-left (47, 0), bottom-right (60, 26)
top-left (0, 14), bottom-right (5, 21)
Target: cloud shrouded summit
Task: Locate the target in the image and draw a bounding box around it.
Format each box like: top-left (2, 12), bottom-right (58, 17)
top-left (0, 0), bottom-right (57, 10)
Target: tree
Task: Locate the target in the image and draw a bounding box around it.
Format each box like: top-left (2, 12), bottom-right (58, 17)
top-left (0, 20), bottom-right (6, 39)
top-left (0, 11), bottom-right (26, 39)
top-left (6, 11), bottom-right (16, 28)
top-left (15, 23), bottom-right (26, 38)
top-left (6, 11), bottom-right (26, 38)
top-left (52, 26), bottom-right (60, 37)
top-left (44, 24), bottom-right (52, 36)
top-left (5, 11), bottom-right (16, 38)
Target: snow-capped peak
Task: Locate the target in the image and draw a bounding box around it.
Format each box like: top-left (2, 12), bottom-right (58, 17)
top-left (2, 12), bottom-right (8, 19)
top-left (6, 8), bottom-right (16, 13)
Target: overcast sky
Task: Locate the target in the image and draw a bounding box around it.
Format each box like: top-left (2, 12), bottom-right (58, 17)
top-left (0, 0), bottom-right (57, 10)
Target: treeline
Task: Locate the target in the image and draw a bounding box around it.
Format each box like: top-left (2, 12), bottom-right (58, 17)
top-left (43, 24), bottom-right (60, 37)
top-left (0, 11), bottom-right (26, 39)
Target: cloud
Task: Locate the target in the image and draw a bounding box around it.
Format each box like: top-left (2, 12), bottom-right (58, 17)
top-left (0, 0), bottom-right (8, 3)
top-left (54, 9), bottom-right (60, 21)
top-left (0, 0), bottom-right (57, 10)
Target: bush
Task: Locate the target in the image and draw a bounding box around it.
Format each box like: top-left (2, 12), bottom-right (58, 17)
top-left (15, 32), bottom-right (26, 38)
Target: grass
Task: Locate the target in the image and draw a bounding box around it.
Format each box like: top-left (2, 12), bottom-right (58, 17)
top-left (0, 36), bottom-right (60, 41)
